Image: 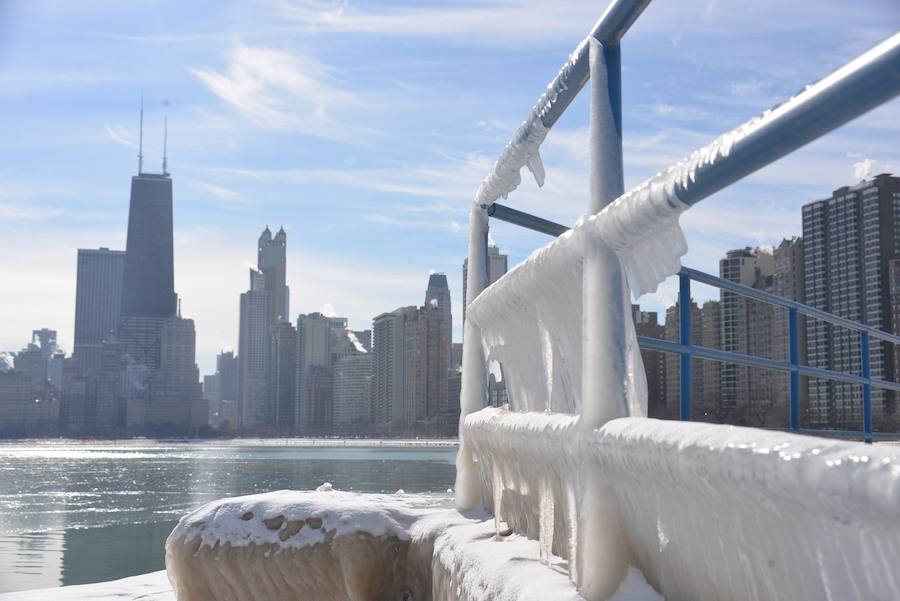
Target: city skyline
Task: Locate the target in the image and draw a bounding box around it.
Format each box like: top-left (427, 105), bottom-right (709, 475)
top-left (1, 0), bottom-right (900, 376)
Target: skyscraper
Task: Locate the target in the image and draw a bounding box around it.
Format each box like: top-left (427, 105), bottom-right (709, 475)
top-left (258, 227), bottom-right (290, 322)
top-left (803, 173), bottom-right (900, 428)
top-left (238, 269), bottom-right (273, 430)
top-left (425, 273), bottom-right (452, 353)
top-left (114, 120), bottom-right (205, 436)
top-left (121, 172), bottom-right (176, 318)
top-left (73, 248), bottom-right (124, 377)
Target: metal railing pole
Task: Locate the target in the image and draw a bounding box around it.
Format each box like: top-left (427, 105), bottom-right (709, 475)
top-left (455, 205), bottom-right (491, 509)
top-left (789, 307), bottom-right (800, 433)
top-left (679, 273), bottom-right (692, 421)
top-left (578, 38), bottom-right (630, 601)
top-left (861, 331), bottom-right (873, 443)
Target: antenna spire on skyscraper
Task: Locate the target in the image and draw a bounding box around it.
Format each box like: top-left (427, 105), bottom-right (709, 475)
top-left (138, 96), bottom-right (144, 175)
top-left (162, 116), bottom-right (168, 175)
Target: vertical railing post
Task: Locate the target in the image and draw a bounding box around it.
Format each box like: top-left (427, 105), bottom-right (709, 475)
top-left (578, 37), bottom-right (630, 601)
top-left (861, 330), bottom-right (872, 443)
top-left (789, 307), bottom-right (800, 433)
top-left (454, 204), bottom-right (490, 509)
top-left (679, 272), bottom-right (692, 421)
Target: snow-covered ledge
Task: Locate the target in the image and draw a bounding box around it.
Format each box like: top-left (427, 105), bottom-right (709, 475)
top-left (162, 485), bottom-right (662, 601)
top-left (464, 406), bottom-right (900, 601)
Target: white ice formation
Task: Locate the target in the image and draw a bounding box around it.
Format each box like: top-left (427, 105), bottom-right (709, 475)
top-left (163, 487), bottom-right (666, 601)
top-left (462, 407), bottom-right (900, 601)
top-left (165, 489), bottom-right (450, 601)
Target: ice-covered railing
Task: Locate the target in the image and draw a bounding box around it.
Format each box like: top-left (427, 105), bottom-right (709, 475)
top-left (456, 0), bottom-right (900, 598)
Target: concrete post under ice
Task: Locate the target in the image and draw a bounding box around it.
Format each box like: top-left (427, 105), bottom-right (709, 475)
top-left (578, 38), bottom-right (631, 601)
top-left (455, 204), bottom-right (490, 510)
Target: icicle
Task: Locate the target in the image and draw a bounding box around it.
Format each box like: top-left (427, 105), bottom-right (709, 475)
top-left (492, 465), bottom-right (504, 538)
top-left (539, 481), bottom-right (555, 565)
top-left (566, 484), bottom-right (578, 583)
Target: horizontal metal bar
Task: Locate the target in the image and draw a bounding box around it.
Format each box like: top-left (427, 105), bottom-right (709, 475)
top-left (675, 33), bottom-right (900, 205)
top-left (683, 267), bottom-right (900, 345)
top-left (537, 0), bottom-right (651, 129)
top-left (487, 203), bottom-right (569, 237)
top-left (637, 336), bottom-right (900, 392)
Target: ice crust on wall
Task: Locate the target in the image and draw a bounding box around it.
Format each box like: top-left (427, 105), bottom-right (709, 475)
top-left (165, 490), bottom-right (450, 601)
top-left (463, 407), bottom-right (900, 601)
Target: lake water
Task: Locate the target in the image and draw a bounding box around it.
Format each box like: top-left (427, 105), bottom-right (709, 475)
top-left (0, 439), bottom-right (457, 593)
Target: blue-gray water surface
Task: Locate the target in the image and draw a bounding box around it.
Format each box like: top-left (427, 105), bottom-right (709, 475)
top-left (0, 439), bottom-right (457, 593)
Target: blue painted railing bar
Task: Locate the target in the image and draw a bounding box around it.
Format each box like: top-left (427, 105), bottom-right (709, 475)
top-left (683, 267), bottom-right (900, 345)
top-left (789, 307), bottom-right (800, 432)
top-left (678, 273), bottom-right (692, 422)
top-left (637, 269), bottom-right (900, 442)
top-left (487, 203), bottom-right (569, 237)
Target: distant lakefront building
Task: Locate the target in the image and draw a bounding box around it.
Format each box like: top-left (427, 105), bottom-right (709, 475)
top-left (73, 248), bottom-right (125, 378)
top-left (803, 173), bottom-right (900, 429)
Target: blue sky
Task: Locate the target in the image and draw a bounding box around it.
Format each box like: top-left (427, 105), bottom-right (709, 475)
top-left (1, 0), bottom-right (898, 375)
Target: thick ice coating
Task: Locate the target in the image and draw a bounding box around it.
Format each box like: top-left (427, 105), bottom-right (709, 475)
top-left (463, 406), bottom-right (900, 601)
top-left (165, 490), bottom-right (451, 601)
top-left (465, 229), bottom-right (646, 417)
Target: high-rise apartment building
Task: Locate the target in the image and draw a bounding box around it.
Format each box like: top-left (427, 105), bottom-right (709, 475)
top-left (73, 248), bottom-right (125, 377)
top-left (333, 353), bottom-right (373, 431)
top-left (803, 174), bottom-right (900, 428)
top-left (372, 305), bottom-right (449, 430)
top-left (238, 269), bottom-right (273, 430)
top-left (719, 247), bottom-right (775, 419)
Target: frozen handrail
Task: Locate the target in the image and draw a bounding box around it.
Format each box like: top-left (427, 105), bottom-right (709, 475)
top-left (473, 0), bottom-right (651, 208)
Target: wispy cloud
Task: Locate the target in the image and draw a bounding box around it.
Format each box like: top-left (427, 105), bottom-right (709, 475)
top-left (105, 123), bottom-right (139, 150)
top-left (190, 180), bottom-right (247, 206)
top-left (271, 0), bottom-right (599, 44)
top-left (187, 41), bottom-right (369, 140)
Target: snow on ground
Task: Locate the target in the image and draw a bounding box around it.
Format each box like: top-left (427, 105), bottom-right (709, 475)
top-left (419, 509), bottom-right (662, 601)
top-left (0, 571), bottom-right (173, 601)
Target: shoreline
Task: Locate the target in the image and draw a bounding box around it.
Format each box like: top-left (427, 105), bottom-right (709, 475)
top-left (0, 437), bottom-right (459, 449)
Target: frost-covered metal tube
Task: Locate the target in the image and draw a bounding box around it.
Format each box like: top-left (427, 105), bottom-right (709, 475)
top-left (674, 31), bottom-right (900, 205)
top-left (455, 205), bottom-right (490, 510)
top-left (578, 38), bottom-right (631, 601)
top-left (473, 0), bottom-right (651, 208)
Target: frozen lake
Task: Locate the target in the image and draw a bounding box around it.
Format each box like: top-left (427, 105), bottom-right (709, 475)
top-left (0, 439), bottom-right (457, 593)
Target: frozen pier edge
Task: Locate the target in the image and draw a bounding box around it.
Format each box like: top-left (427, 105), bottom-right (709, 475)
top-left (157, 417), bottom-right (900, 601)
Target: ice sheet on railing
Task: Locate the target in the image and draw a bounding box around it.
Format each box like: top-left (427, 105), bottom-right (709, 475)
top-left (466, 229), bottom-right (646, 417)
